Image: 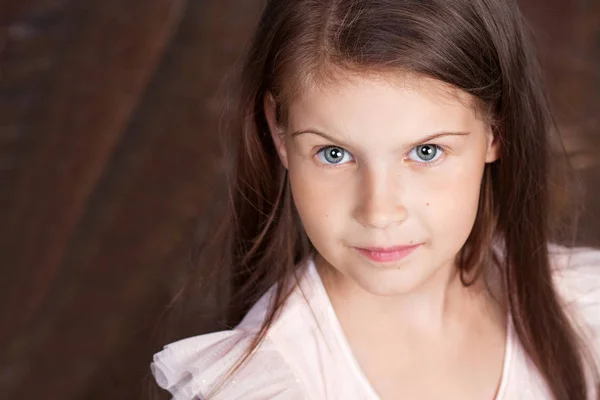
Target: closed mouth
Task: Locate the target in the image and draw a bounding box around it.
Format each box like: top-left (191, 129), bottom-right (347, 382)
top-left (354, 243), bottom-right (421, 263)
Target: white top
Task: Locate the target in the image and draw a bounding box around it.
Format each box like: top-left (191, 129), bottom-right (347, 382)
top-left (151, 246), bottom-right (600, 399)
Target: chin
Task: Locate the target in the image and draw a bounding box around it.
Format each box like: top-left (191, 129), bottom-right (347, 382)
top-left (340, 257), bottom-right (437, 297)
top-left (357, 272), bottom-right (431, 296)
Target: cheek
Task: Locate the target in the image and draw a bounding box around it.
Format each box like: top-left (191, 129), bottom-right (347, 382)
top-left (421, 162), bottom-right (484, 245)
top-left (287, 160), bottom-right (349, 244)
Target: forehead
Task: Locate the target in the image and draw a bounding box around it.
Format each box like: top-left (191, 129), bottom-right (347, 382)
top-left (286, 73), bottom-right (487, 132)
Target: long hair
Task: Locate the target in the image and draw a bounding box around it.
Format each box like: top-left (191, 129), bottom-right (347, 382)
top-left (188, 0), bottom-right (596, 398)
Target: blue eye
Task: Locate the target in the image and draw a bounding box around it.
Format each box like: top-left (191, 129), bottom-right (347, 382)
top-left (316, 146), bottom-right (354, 165)
top-left (407, 144), bottom-right (444, 163)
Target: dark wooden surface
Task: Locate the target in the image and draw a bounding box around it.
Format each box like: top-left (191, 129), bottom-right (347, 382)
top-left (0, 1), bottom-right (598, 399)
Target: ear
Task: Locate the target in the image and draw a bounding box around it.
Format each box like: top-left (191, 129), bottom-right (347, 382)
top-left (484, 127), bottom-right (501, 163)
top-left (264, 92), bottom-right (289, 169)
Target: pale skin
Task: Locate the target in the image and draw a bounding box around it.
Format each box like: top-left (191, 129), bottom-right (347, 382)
top-left (265, 73), bottom-right (505, 399)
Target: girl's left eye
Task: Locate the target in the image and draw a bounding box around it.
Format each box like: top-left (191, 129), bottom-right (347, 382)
top-left (407, 144), bottom-right (444, 164)
top-left (316, 146), bottom-right (354, 165)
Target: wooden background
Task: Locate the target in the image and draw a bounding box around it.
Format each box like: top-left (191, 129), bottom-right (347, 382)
top-left (0, 0), bottom-right (598, 399)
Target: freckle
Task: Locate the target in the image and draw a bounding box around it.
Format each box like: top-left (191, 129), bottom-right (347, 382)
top-left (426, 202), bottom-right (430, 206)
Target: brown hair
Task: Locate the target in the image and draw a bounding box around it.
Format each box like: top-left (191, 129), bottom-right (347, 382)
top-left (187, 0), bottom-right (597, 398)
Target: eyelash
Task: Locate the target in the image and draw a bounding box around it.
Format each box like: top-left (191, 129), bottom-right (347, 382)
top-left (314, 144), bottom-right (446, 167)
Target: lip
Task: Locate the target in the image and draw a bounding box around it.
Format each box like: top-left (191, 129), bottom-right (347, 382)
top-left (354, 244), bottom-right (421, 263)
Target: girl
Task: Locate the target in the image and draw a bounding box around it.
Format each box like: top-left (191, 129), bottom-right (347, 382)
top-left (151, 0), bottom-right (600, 399)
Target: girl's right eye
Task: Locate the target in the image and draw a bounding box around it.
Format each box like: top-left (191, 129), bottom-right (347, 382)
top-left (316, 146), bottom-right (354, 165)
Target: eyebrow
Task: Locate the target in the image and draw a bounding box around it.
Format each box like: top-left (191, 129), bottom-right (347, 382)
top-left (290, 129), bottom-right (470, 148)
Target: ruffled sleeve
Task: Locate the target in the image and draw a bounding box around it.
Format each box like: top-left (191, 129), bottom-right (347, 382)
top-left (550, 245), bottom-right (600, 365)
top-left (151, 330), bottom-right (305, 400)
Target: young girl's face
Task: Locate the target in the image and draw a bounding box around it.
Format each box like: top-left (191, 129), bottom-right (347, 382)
top-left (267, 74), bottom-right (500, 296)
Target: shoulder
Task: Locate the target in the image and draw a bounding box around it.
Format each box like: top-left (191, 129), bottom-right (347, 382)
top-left (151, 328), bottom-right (305, 400)
top-left (151, 283), bottom-right (307, 399)
top-left (549, 245), bottom-right (600, 357)
top-left (550, 244), bottom-right (600, 306)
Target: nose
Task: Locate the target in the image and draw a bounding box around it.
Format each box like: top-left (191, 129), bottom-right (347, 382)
top-left (353, 167), bottom-right (408, 229)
